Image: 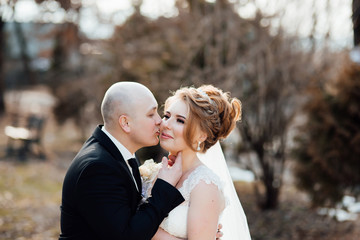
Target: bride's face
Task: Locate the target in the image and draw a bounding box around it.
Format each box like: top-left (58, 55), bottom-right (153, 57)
top-left (160, 99), bottom-right (190, 154)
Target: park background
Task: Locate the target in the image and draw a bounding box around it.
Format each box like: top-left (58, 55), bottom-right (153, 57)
top-left (0, 0), bottom-right (359, 239)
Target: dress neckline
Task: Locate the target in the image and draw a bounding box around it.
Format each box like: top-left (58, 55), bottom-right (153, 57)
top-left (177, 165), bottom-right (207, 191)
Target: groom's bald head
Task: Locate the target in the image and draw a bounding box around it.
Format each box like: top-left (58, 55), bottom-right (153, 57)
top-left (101, 82), bottom-right (154, 127)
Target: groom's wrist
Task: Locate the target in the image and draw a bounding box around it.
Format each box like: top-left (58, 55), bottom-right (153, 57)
top-left (150, 179), bottom-right (184, 213)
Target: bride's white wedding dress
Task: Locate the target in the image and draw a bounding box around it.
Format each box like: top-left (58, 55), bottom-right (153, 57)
top-left (160, 165), bottom-right (224, 238)
top-left (160, 142), bottom-right (251, 240)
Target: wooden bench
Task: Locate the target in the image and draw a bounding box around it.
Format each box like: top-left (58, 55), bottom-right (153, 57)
top-left (5, 113), bottom-right (46, 160)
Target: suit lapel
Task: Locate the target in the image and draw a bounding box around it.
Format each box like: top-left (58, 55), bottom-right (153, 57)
top-left (92, 125), bottom-right (142, 196)
top-left (131, 157), bottom-right (143, 191)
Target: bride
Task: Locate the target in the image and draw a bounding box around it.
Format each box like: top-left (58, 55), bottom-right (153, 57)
top-left (152, 85), bottom-right (251, 240)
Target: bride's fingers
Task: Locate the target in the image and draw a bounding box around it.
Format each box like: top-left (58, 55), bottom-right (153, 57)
top-left (168, 159), bottom-right (174, 167)
top-left (161, 156), bottom-right (168, 166)
top-left (161, 156), bottom-right (175, 167)
top-left (173, 152), bottom-right (182, 166)
top-left (168, 154), bottom-right (176, 161)
top-left (167, 154), bottom-right (176, 166)
top-left (157, 154), bottom-right (182, 186)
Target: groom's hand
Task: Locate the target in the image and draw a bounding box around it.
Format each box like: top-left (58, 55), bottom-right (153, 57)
top-left (157, 152), bottom-right (182, 187)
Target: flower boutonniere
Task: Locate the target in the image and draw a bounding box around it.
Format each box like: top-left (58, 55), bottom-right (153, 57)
top-left (139, 159), bottom-right (162, 199)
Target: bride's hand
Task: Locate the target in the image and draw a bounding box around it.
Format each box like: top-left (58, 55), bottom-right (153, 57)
top-left (157, 152), bottom-right (182, 186)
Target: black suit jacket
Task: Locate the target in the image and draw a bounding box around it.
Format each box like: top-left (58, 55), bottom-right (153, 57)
top-left (59, 125), bottom-right (184, 240)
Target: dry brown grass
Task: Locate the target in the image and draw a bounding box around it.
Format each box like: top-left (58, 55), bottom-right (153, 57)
top-left (235, 181), bottom-right (360, 240)
top-left (0, 160), bottom-right (65, 240)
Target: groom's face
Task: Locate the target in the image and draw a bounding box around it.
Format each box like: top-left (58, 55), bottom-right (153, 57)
top-left (130, 94), bottom-right (162, 148)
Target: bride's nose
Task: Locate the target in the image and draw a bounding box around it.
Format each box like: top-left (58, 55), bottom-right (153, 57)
top-left (161, 118), bottom-right (171, 129)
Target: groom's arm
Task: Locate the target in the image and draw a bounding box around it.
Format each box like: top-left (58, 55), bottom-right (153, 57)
top-left (76, 162), bottom-right (184, 240)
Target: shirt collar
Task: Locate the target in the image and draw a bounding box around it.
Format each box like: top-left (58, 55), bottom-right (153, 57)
top-left (101, 126), bottom-right (135, 161)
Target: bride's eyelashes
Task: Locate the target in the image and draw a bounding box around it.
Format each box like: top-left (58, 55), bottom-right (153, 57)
top-left (177, 118), bottom-right (185, 124)
top-left (163, 113), bottom-right (185, 124)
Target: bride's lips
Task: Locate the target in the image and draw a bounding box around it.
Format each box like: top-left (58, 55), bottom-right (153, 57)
top-left (161, 132), bottom-right (173, 139)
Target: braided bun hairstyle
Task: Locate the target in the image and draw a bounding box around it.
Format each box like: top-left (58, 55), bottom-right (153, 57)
top-left (164, 85), bottom-right (241, 153)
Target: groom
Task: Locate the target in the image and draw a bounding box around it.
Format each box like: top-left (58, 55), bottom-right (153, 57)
top-left (59, 82), bottom-right (185, 240)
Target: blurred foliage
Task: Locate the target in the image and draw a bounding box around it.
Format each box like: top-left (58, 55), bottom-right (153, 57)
top-left (0, 0), bottom-right (83, 115)
top-left (293, 55), bottom-right (360, 208)
top-left (48, 21), bottom-right (104, 139)
top-left (104, 0), bottom-right (258, 104)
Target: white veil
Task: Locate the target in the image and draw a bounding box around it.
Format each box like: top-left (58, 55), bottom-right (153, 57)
top-left (198, 141), bottom-right (251, 240)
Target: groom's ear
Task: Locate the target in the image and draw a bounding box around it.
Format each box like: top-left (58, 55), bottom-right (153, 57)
top-left (119, 115), bottom-right (131, 133)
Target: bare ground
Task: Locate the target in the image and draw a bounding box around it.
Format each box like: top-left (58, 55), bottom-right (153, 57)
top-left (0, 156), bottom-right (359, 240)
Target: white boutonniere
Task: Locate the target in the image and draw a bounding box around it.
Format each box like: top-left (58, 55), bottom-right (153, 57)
top-left (139, 159), bottom-right (162, 199)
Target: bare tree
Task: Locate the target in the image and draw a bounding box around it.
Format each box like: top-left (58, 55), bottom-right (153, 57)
top-left (0, 16), bottom-right (5, 115)
top-left (13, 21), bottom-right (36, 86)
top-left (235, 24), bottom-right (311, 209)
top-left (0, 1), bottom-right (16, 116)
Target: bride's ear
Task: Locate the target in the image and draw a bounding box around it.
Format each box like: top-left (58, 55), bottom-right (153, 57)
top-left (119, 115), bottom-right (131, 133)
top-left (197, 131), bottom-right (207, 143)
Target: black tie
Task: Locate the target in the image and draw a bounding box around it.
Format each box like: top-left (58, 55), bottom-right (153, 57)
top-left (128, 158), bottom-right (142, 192)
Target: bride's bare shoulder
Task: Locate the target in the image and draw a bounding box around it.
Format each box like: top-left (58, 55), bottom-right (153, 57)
top-left (190, 166), bottom-right (225, 208)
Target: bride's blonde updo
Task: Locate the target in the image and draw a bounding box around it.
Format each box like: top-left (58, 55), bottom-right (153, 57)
top-left (164, 85), bottom-right (242, 153)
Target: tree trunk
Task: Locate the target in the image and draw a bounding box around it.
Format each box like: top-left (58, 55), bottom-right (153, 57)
top-left (0, 18), bottom-right (6, 115)
top-left (262, 173), bottom-right (279, 209)
top-left (14, 22), bottom-right (36, 86)
top-left (353, 0), bottom-right (360, 46)
top-left (254, 142), bottom-right (280, 210)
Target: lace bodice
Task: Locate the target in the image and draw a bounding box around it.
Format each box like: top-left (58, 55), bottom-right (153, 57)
top-left (159, 165), bottom-right (224, 238)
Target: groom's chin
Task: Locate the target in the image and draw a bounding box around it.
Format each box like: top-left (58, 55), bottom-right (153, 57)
top-left (148, 137), bottom-right (160, 147)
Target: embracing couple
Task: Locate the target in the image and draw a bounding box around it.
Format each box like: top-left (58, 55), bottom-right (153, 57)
top-left (59, 82), bottom-right (251, 240)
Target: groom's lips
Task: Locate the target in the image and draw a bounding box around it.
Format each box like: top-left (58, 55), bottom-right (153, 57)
top-left (161, 133), bottom-right (173, 139)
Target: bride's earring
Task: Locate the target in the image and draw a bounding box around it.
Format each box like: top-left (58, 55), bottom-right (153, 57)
top-left (197, 142), bottom-right (201, 151)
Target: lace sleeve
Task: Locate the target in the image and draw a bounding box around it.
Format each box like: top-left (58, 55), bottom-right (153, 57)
top-left (181, 166), bottom-right (226, 201)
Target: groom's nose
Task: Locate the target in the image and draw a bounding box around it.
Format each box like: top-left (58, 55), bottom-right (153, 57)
top-left (155, 113), bottom-right (162, 125)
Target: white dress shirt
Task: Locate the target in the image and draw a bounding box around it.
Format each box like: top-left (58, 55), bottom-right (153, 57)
top-left (101, 126), bottom-right (139, 191)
